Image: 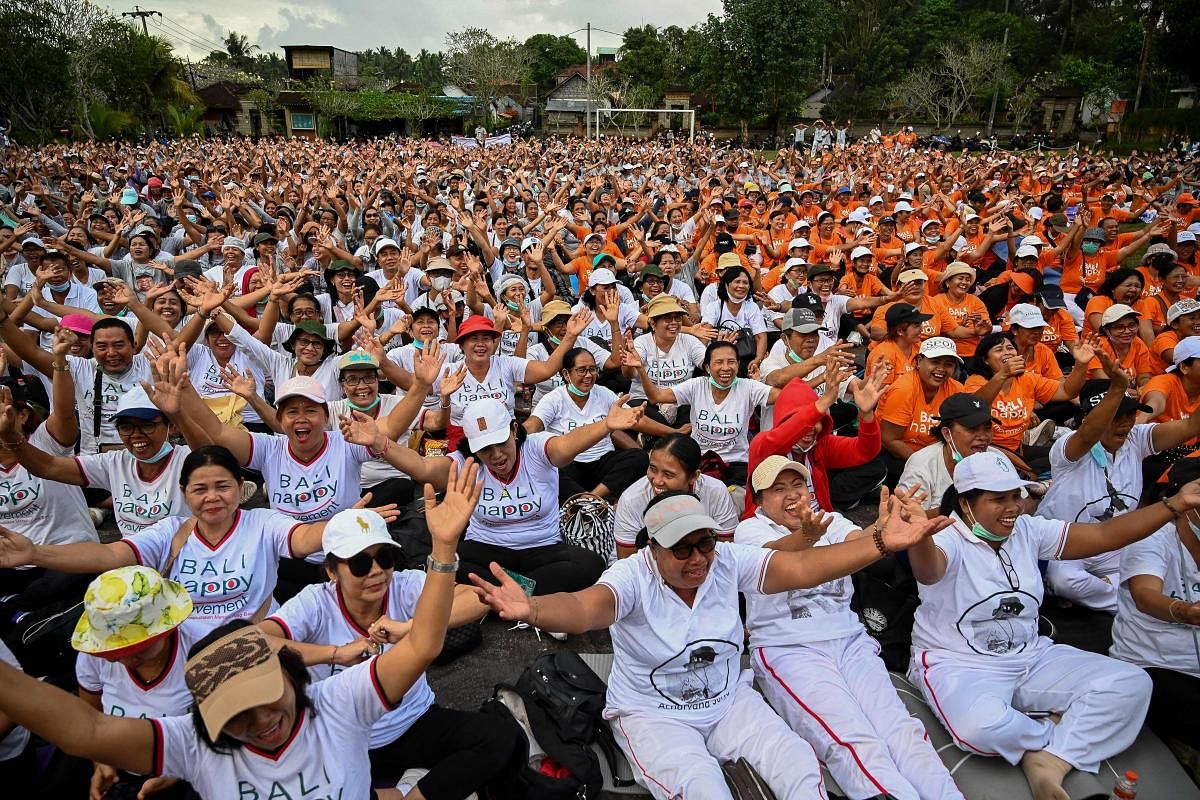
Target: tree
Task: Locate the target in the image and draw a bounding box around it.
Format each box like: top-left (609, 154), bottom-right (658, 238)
top-left (888, 69), bottom-right (948, 129)
top-left (936, 39), bottom-right (1013, 127)
top-left (444, 27), bottom-right (530, 123)
top-left (414, 49), bottom-right (446, 90)
top-left (616, 25), bottom-right (671, 101)
top-left (247, 88), bottom-right (281, 133)
top-left (523, 34), bottom-right (586, 99)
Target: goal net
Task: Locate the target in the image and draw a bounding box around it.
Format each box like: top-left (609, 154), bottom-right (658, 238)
top-left (589, 107), bottom-right (696, 141)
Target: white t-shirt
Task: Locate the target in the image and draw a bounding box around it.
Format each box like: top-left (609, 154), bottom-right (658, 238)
top-left (702, 299), bottom-right (768, 336)
top-left (123, 509), bottom-right (298, 638)
top-left (447, 355), bottom-right (529, 427)
top-left (526, 339), bottom-right (610, 405)
top-left (911, 513), bottom-right (1069, 662)
top-left (671, 377), bottom-right (772, 463)
top-left (187, 344), bottom-right (267, 425)
top-left (573, 301), bottom-right (639, 347)
top-left (227, 323), bottom-right (343, 402)
top-left (388, 342), bottom-right (462, 411)
top-left (76, 629), bottom-right (192, 718)
top-left (327, 395), bottom-right (414, 487)
top-left (269, 322), bottom-right (342, 355)
top-left (484, 299), bottom-right (542, 356)
top-left (1110, 526), bottom-right (1200, 677)
top-left (365, 267), bottom-right (425, 306)
top-left (0, 640), bottom-right (29, 761)
top-left (613, 475), bottom-right (739, 548)
top-left (599, 543), bottom-right (773, 727)
top-left (68, 353), bottom-right (153, 454)
top-left (0, 424), bottom-right (95, 546)
top-left (735, 510), bottom-right (861, 647)
top-left (630, 332), bottom-right (705, 402)
top-left (449, 431), bottom-right (559, 548)
top-left (248, 432), bottom-right (372, 524)
top-left (153, 658), bottom-right (391, 800)
top-left (1038, 425), bottom-right (1155, 523)
top-left (531, 384), bottom-right (616, 463)
top-left (76, 446), bottom-right (191, 536)
top-left (268, 570), bottom-right (437, 748)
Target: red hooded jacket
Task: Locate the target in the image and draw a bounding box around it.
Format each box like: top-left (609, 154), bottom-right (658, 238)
top-left (743, 379), bottom-right (881, 518)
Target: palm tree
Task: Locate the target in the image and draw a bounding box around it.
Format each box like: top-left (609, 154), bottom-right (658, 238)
top-left (224, 32), bottom-right (260, 71)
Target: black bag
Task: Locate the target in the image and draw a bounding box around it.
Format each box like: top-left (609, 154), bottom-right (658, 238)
top-left (482, 651), bottom-right (614, 799)
top-left (721, 758), bottom-right (778, 800)
top-left (849, 555), bottom-right (920, 672)
top-left (431, 620), bottom-right (483, 666)
top-left (480, 695), bottom-right (586, 800)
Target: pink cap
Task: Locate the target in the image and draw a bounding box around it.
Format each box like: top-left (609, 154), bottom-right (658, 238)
top-left (275, 375), bottom-right (326, 406)
top-left (59, 314), bottom-right (94, 336)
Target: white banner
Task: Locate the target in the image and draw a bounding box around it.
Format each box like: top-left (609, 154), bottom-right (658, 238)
top-left (450, 133), bottom-right (513, 149)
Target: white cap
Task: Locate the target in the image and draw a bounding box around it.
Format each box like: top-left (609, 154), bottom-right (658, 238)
top-left (964, 213), bottom-right (981, 222)
top-left (1168, 299), bottom-right (1200, 325)
top-left (1168, 336), bottom-right (1200, 372)
top-left (521, 236), bottom-right (540, 251)
top-left (791, 219), bottom-right (811, 231)
top-left (904, 242), bottom-right (925, 255)
top-left (373, 237), bottom-right (400, 255)
top-left (1178, 231), bottom-right (1197, 243)
top-left (1015, 245), bottom-right (1041, 259)
top-left (778, 182), bottom-right (794, 193)
top-left (462, 398), bottom-right (513, 451)
top-left (953, 451), bottom-right (1038, 493)
top-left (713, 214), bottom-right (726, 223)
top-left (920, 219), bottom-right (941, 232)
top-left (275, 375), bottom-right (326, 406)
top-left (221, 236), bottom-right (247, 251)
top-left (588, 267), bottom-right (617, 286)
top-left (321, 509), bottom-right (399, 559)
top-left (1100, 304), bottom-right (1139, 327)
top-left (643, 493), bottom-right (723, 548)
top-left (848, 208), bottom-right (872, 224)
top-left (1007, 303), bottom-right (1047, 329)
top-left (1020, 235), bottom-right (1045, 247)
top-left (1027, 207), bottom-right (1044, 221)
top-left (893, 201), bottom-right (914, 213)
top-left (868, 195), bottom-right (885, 206)
top-left (112, 385), bottom-right (161, 420)
top-left (1188, 222), bottom-right (1200, 235)
top-left (788, 237), bottom-right (811, 250)
top-left (583, 232), bottom-right (605, 244)
top-left (750, 455), bottom-right (812, 492)
top-left (919, 336), bottom-right (962, 362)
top-left (850, 246), bottom-right (873, 260)
top-left (783, 257), bottom-right (807, 271)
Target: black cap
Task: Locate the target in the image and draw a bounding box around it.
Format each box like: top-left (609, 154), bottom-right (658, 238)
top-left (936, 393), bottom-right (996, 427)
top-left (1079, 379), bottom-right (1153, 418)
top-left (174, 259), bottom-right (205, 279)
top-left (714, 232), bottom-right (735, 253)
top-left (885, 303), bottom-right (933, 328)
top-left (1036, 285), bottom-right (1067, 309)
top-left (791, 292), bottom-right (824, 313)
top-left (807, 263), bottom-right (836, 280)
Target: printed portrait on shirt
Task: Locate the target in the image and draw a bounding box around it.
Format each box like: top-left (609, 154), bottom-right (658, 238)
top-left (649, 638), bottom-right (739, 709)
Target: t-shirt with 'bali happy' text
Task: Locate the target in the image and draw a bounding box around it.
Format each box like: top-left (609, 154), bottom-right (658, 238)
top-left (670, 376), bottom-right (772, 463)
top-left (449, 431), bottom-right (560, 548)
top-left (530, 384), bottom-right (616, 463)
top-left (76, 446), bottom-right (190, 536)
top-left (448, 355), bottom-right (529, 427)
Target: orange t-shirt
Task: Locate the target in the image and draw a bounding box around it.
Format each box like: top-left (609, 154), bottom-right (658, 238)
top-left (930, 292), bottom-right (990, 357)
top-left (1148, 330), bottom-right (1179, 375)
top-left (877, 371), bottom-right (965, 450)
top-left (1089, 337), bottom-right (1154, 379)
top-left (1039, 308), bottom-right (1078, 350)
top-left (866, 340), bottom-right (917, 387)
top-left (1083, 295), bottom-right (1114, 338)
top-left (1023, 342), bottom-right (1065, 381)
top-left (870, 298), bottom-right (943, 343)
top-left (964, 372), bottom-right (1060, 451)
top-left (1136, 294), bottom-right (1172, 335)
top-left (1141, 374), bottom-right (1200, 442)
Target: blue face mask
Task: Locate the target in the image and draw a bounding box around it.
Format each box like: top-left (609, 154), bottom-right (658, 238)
top-left (347, 396), bottom-right (381, 413)
top-left (186, 214), bottom-right (198, 224)
top-left (137, 441), bottom-right (173, 464)
top-left (47, 280), bottom-right (71, 292)
top-left (709, 376), bottom-right (738, 391)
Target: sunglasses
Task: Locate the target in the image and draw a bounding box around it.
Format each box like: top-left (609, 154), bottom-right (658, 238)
top-left (663, 534), bottom-right (717, 561)
top-left (345, 547), bottom-right (397, 578)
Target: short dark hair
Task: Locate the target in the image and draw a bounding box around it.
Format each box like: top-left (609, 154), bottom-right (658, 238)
top-left (91, 316), bottom-right (134, 343)
top-left (180, 445), bottom-right (243, 490)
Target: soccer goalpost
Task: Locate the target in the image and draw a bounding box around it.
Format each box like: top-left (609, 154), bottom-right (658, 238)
top-left (590, 107), bottom-right (696, 142)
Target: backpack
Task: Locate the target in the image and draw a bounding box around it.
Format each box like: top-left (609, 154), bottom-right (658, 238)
top-left (481, 651), bottom-right (623, 800)
top-left (849, 555), bottom-right (920, 672)
top-left (560, 494), bottom-right (616, 565)
top-left (721, 758), bottom-right (779, 800)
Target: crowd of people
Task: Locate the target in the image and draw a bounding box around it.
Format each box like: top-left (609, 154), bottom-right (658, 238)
top-left (0, 129), bottom-right (1197, 800)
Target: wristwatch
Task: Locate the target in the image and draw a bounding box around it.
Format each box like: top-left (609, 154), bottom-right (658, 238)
top-left (426, 554), bottom-right (459, 574)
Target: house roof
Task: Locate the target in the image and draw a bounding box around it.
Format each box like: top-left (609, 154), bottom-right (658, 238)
top-left (196, 82), bottom-right (245, 110)
top-left (554, 62), bottom-right (617, 82)
top-left (546, 97), bottom-right (613, 113)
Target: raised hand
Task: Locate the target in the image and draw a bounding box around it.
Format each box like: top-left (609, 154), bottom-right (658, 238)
top-left (848, 360), bottom-right (889, 413)
top-left (219, 365), bottom-right (256, 399)
top-left (1070, 335), bottom-right (1098, 368)
top-left (51, 328), bottom-right (78, 360)
top-left (338, 409), bottom-right (382, 448)
top-left (605, 394), bottom-right (645, 431)
top-left (564, 308), bottom-right (594, 339)
top-left (412, 337), bottom-right (447, 387)
top-left (424, 456), bottom-right (481, 547)
top-left (877, 485), bottom-right (953, 551)
top-left (469, 562), bottom-right (532, 622)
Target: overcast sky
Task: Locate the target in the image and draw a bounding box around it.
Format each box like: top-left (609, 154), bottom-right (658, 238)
top-left (99, 0), bottom-right (723, 61)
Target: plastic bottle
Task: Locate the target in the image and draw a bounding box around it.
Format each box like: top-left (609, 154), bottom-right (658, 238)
top-left (1111, 770), bottom-right (1138, 799)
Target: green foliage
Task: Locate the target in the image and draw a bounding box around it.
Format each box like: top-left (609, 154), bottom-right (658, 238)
top-left (1122, 107), bottom-right (1200, 140)
top-left (86, 103), bottom-right (137, 140)
top-left (615, 25), bottom-right (671, 101)
top-left (165, 105), bottom-right (204, 137)
top-left (303, 85), bottom-right (458, 123)
top-left (524, 34), bottom-right (587, 97)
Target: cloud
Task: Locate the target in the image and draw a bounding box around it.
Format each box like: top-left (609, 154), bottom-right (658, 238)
top-left (98, 0), bottom-right (721, 60)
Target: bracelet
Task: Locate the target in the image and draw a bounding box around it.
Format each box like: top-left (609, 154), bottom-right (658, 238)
top-left (529, 597), bottom-right (540, 628)
top-left (51, 363), bottom-right (69, 372)
top-left (426, 554), bottom-right (459, 574)
top-left (1169, 599), bottom-right (1185, 623)
top-left (872, 524), bottom-right (891, 557)
top-left (1162, 496), bottom-right (1184, 520)
top-left (328, 645), bottom-right (337, 666)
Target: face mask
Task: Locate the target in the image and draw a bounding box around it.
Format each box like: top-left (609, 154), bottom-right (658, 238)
top-left (708, 376), bottom-right (738, 391)
top-left (431, 276), bottom-right (451, 292)
top-left (505, 299), bottom-right (525, 312)
top-left (347, 396), bottom-right (381, 413)
top-left (567, 382), bottom-right (590, 397)
top-left (925, 235), bottom-right (940, 244)
top-left (47, 280), bottom-right (71, 292)
top-left (945, 433), bottom-right (964, 463)
top-left (186, 214), bottom-right (198, 224)
top-left (787, 349), bottom-right (803, 364)
top-left (547, 334), bottom-right (562, 346)
top-left (137, 441), bottom-right (173, 464)
top-left (965, 506), bottom-right (1008, 542)
top-left (1081, 242), bottom-right (1101, 256)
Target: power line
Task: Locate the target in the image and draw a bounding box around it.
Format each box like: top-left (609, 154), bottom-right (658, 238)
top-left (149, 18), bottom-right (220, 56)
top-left (156, 14), bottom-right (228, 53)
top-left (121, 5), bottom-right (161, 36)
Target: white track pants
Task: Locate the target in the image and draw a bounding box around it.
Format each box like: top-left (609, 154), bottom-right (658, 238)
top-left (607, 670), bottom-right (826, 799)
top-left (754, 633), bottom-right (963, 800)
top-left (908, 641), bottom-right (1151, 772)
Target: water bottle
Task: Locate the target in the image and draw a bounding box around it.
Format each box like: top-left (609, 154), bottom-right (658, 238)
top-left (1111, 770), bottom-right (1138, 799)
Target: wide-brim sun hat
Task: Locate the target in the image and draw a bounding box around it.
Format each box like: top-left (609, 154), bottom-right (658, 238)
top-left (72, 566), bottom-right (192, 657)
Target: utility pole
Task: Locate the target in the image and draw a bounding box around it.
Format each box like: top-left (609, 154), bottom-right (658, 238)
top-left (585, 22), bottom-right (592, 140)
top-left (986, 0), bottom-right (1010, 138)
top-left (121, 5), bottom-right (160, 36)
